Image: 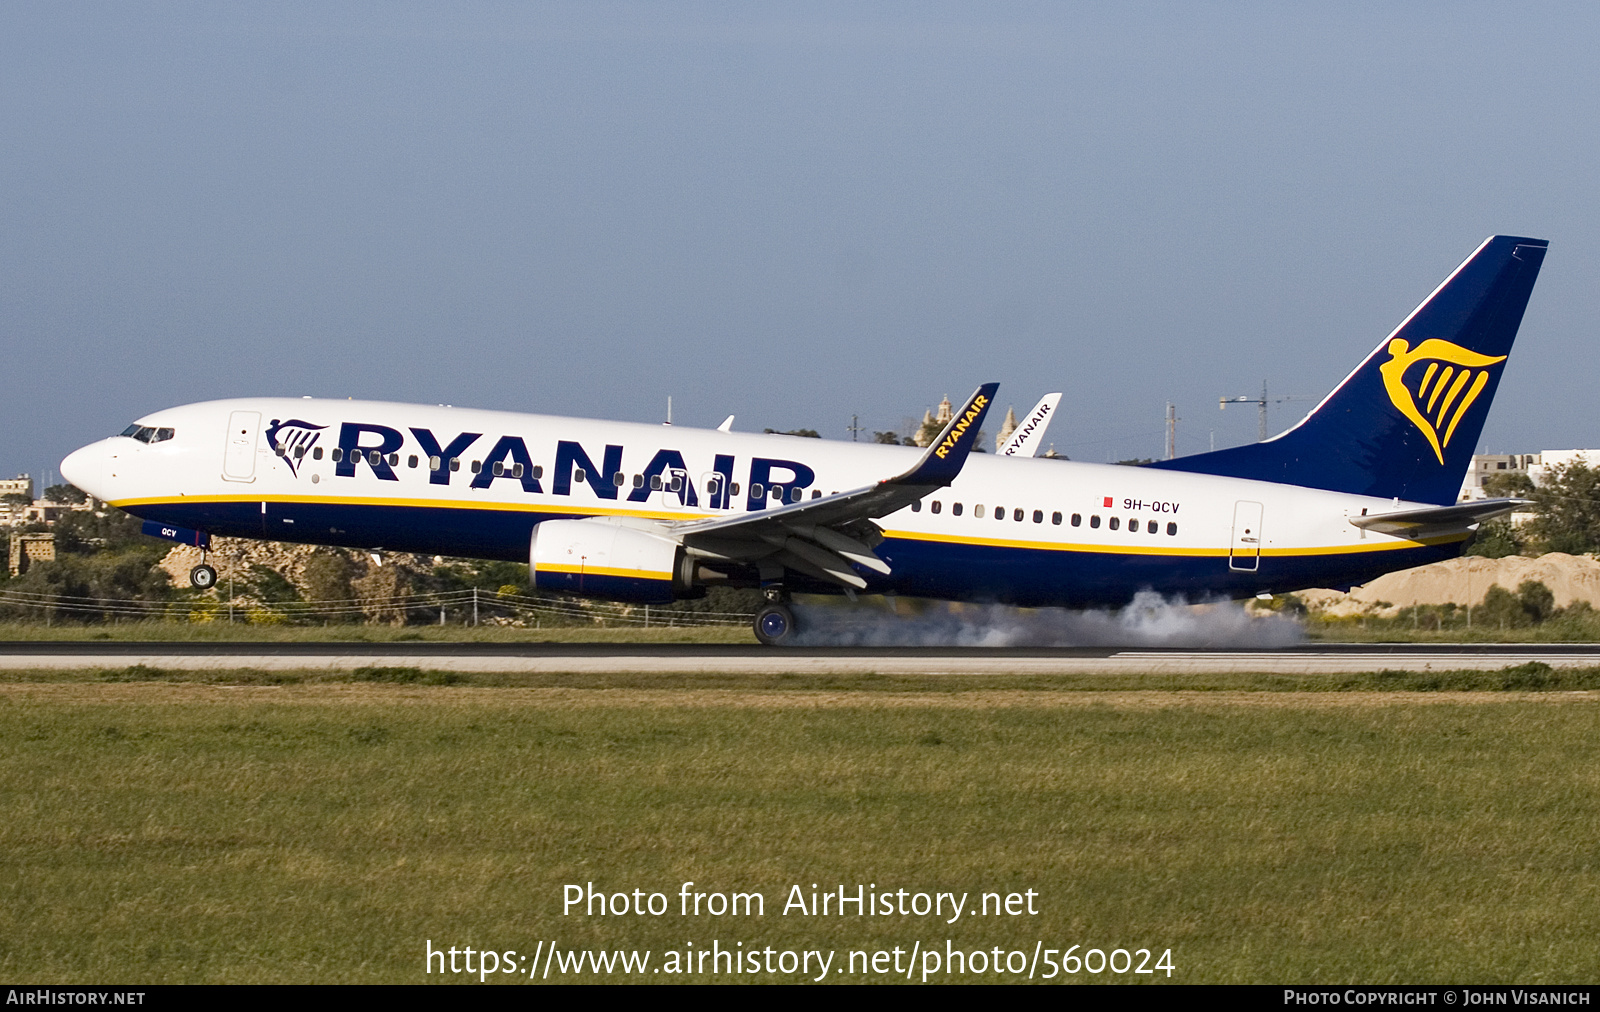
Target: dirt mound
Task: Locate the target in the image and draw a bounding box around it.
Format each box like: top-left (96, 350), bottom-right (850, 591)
top-left (1298, 553), bottom-right (1600, 614)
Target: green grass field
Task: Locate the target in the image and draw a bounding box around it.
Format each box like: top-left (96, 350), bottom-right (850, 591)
top-left (3, 678), bottom-right (1599, 984)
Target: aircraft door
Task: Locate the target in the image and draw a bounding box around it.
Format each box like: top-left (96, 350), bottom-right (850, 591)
top-left (668, 468), bottom-right (692, 507)
top-left (223, 411), bottom-right (262, 482)
top-left (699, 472), bottom-right (724, 509)
top-left (1229, 500), bottom-right (1263, 572)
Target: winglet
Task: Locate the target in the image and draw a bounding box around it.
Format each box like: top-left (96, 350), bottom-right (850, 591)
top-left (888, 383), bottom-right (1000, 487)
top-left (999, 392), bottom-right (1062, 457)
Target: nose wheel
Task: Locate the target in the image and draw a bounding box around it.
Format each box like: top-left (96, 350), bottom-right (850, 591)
top-left (754, 602), bottom-right (796, 646)
top-left (190, 564), bottom-right (218, 590)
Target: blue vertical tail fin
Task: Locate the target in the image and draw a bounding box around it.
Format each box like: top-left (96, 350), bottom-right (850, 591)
top-left (1149, 235), bottom-right (1548, 504)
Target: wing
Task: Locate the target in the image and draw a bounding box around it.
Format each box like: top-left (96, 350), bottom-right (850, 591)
top-left (668, 383), bottom-right (999, 590)
top-left (1348, 497), bottom-right (1530, 539)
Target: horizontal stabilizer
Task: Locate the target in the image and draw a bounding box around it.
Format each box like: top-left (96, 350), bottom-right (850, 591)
top-left (1349, 498), bottom-right (1530, 538)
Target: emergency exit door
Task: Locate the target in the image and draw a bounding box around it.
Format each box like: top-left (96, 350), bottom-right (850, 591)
top-left (1229, 500), bottom-right (1263, 571)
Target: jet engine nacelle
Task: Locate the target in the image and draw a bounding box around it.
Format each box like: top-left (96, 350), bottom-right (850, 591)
top-left (529, 519), bottom-right (693, 604)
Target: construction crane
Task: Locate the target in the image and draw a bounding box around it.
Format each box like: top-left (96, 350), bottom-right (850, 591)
top-left (1220, 382), bottom-right (1313, 442)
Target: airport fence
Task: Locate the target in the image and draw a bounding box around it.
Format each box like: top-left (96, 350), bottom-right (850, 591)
top-left (0, 586), bottom-right (754, 628)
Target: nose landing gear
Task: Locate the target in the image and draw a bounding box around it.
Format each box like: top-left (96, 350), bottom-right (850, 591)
top-left (190, 563), bottom-right (218, 590)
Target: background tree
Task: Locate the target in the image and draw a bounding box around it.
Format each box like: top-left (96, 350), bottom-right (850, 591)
top-left (1520, 462), bottom-right (1600, 555)
top-left (1465, 517), bottom-right (1524, 558)
top-left (302, 552), bottom-right (356, 622)
top-left (43, 484), bottom-right (87, 504)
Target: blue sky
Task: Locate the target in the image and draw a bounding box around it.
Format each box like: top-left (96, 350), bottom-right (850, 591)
top-left (3, 3), bottom-right (1596, 485)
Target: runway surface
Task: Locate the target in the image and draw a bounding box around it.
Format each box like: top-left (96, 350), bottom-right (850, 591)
top-left (0, 641), bottom-right (1596, 674)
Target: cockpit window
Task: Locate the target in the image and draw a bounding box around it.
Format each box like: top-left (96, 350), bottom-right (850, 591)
top-left (117, 425), bottom-right (175, 444)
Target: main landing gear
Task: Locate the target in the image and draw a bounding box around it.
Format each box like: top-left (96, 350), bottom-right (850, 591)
top-left (753, 587), bottom-right (796, 646)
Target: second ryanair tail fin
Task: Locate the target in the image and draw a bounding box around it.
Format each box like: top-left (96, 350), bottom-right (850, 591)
top-left (1149, 235), bottom-right (1548, 504)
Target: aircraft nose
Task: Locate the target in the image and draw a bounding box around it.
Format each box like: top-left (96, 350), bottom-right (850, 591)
top-left (60, 441), bottom-right (115, 500)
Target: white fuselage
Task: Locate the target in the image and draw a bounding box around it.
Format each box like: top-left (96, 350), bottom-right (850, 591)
top-left (62, 396), bottom-right (1466, 606)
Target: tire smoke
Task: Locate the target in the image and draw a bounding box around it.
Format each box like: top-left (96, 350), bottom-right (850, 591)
top-left (790, 591), bottom-right (1304, 648)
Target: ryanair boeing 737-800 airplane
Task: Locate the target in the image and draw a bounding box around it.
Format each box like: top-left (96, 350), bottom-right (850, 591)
top-left (61, 235), bottom-right (1547, 644)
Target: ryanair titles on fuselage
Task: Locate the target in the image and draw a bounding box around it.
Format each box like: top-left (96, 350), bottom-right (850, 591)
top-left (297, 417), bottom-right (817, 512)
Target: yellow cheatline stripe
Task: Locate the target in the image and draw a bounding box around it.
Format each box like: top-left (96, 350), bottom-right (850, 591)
top-left (110, 494), bottom-right (697, 523)
top-left (882, 527), bottom-right (1467, 557)
top-left (536, 564), bottom-right (672, 581)
top-left (114, 494), bottom-right (1467, 559)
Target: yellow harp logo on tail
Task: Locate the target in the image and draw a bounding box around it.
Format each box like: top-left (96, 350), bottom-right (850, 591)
top-left (1378, 338), bottom-right (1506, 465)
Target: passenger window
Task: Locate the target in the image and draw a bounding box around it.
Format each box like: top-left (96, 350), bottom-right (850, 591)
top-left (274, 444), bottom-right (286, 456)
top-left (1148, 520), bottom-right (1159, 533)
top-left (314, 447), bottom-right (324, 460)
top-left (772, 485), bottom-right (784, 500)
top-left (911, 501), bottom-right (921, 512)
top-left (995, 505), bottom-right (1005, 520)
top-left (450, 458), bottom-right (460, 472)
top-left (1013, 508), bottom-right (1024, 522)
top-left (294, 446), bottom-right (305, 459)
top-left (790, 487), bottom-right (801, 502)
top-left (575, 469), bottom-right (586, 483)
top-left (613, 472), bottom-right (625, 487)
top-left (513, 463), bottom-right (524, 478)
top-left (1090, 515), bottom-right (1100, 529)
top-left (1052, 512), bottom-right (1062, 525)
top-left (408, 455), bottom-right (418, 468)
top-left (429, 455), bottom-right (441, 471)
top-left (1109, 517), bottom-right (1120, 530)
top-left (368, 450), bottom-right (381, 465)
top-left (388, 453), bottom-right (399, 466)
top-left (650, 474), bottom-right (662, 490)
top-left (952, 503), bottom-right (963, 516)
top-left (730, 483), bottom-right (740, 496)
top-left (1033, 510), bottom-right (1043, 523)
top-left (493, 462), bottom-right (505, 477)
top-left (634, 474), bottom-right (646, 488)
top-left (811, 490), bottom-right (822, 499)
top-left (670, 475), bottom-right (683, 492)
top-left (751, 483), bottom-right (764, 498)
top-left (532, 466), bottom-right (543, 479)
top-left (331, 448), bottom-right (343, 463)
top-left (975, 505), bottom-right (986, 518)
top-left (1071, 513), bottom-right (1081, 526)
top-left (931, 501), bottom-right (942, 514)
top-left (471, 461), bottom-right (481, 473)
top-left (1167, 522), bottom-right (1178, 536)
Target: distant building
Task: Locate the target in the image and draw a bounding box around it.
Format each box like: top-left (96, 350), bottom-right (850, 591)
top-left (913, 395), bottom-right (955, 448)
top-left (994, 406), bottom-right (1018, 451)
top-left (1527, 449), bottom-right (1600, 486)
top-left (1459, 453), bottom-right (1539, 502)
top-left (0, 475), bottom-right (32, 500)
top-left (22, 500), bottom-right (91, 525)
top-left (8, 532), bottom-right (54, 577)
